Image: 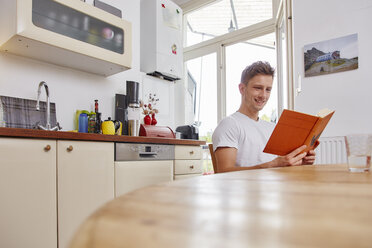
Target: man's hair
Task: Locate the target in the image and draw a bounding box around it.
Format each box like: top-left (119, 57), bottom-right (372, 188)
top-left (240, 61), bottom-right (275, 85)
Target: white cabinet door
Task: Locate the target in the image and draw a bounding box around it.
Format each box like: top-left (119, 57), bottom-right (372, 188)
top-left (175, 145), bottom-right (203, 160)
top-left (115, 160), bottom-right (173, 197)
top-left (0, 138), bottom-right (57, 248)
top-left (57, 141), bottom-right (114, 248)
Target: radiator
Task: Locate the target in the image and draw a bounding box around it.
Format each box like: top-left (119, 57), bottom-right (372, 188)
top-left (314, 136), bottom-right (347, 164)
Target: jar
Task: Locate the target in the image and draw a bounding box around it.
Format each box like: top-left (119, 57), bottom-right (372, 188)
top-left (88, 112), bottom-right (96, 133)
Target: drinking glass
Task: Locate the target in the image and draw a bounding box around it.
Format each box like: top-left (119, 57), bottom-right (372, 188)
top-left (345, 134), bottom-right (372, 172)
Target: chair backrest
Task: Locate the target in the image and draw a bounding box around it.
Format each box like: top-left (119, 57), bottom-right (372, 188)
top-left (208, 143), bottom-right (218, 173)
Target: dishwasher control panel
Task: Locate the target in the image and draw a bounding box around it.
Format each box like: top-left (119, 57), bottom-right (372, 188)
top-left (115, 143), bottom-right (175, 161)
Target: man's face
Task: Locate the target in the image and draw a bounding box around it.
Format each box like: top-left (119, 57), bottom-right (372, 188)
top-left (239, 74), bottom-right (273, 113)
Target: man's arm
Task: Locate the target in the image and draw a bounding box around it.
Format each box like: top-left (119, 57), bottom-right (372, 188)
top-left (215, 145), bottom-right (311, 173)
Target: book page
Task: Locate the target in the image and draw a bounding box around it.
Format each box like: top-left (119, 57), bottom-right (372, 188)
top-left (317, 108), bottom-right (333, 118)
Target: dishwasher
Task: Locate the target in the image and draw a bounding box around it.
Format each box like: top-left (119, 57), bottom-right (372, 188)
top-left (115, 143), bottom-right (175, 197)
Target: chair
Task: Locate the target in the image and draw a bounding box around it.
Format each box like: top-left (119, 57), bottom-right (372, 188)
top-left (208, 143), bottom-right (218, 173)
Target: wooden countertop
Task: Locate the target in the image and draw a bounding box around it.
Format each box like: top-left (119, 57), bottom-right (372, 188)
top-left (69, 164), bottom-right (372, 248)
top-left (0, 127), bottom-right (205, 145)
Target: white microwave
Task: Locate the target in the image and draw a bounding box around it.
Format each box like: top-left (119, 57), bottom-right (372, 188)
top-left (0, 0), bottom-right (132, 76)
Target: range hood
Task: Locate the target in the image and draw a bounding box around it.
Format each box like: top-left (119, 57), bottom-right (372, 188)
top-left (146, 71), bottom-right (181, 81)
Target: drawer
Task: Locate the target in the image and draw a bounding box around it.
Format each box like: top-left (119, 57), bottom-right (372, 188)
top-left (174, 160), bottom-right (202, 175)
top-left (174, 174), bottom-right (202, 180)
top-left (175, 145), bottom-right (202, 160)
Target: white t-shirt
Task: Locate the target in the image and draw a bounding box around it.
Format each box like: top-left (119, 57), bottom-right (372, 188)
top-left (212, 111), bottom-right (277, 167)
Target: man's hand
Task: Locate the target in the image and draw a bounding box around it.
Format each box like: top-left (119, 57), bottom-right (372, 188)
top-left (302, 149), bottom-right (316, 165)
top-left (271, 145), bottom-right (308, 168)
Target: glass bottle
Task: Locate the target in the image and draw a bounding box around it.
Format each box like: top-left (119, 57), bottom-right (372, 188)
top-left (94, 99), bottom-right (99, 113)
top-left (88, 112), bottom-right (96, 133)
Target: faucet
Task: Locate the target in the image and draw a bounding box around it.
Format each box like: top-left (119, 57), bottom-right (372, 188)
top-left (36, 81), bottom-right (61, 131)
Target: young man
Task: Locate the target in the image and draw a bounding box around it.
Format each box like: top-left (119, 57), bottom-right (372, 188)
top-left (212, 61), bottom-right (315, 172)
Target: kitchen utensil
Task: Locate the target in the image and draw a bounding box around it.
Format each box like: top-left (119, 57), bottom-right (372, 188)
top-left (102, 117), bottom-right (115, 135)
top-left (128, 119), bottom-right (140, 136)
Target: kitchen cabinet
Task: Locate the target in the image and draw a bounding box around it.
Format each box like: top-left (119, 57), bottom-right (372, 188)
top-left (174, 145), bottom-right (203, 180)
top-left (0, 138), bottom-right (57, 248)
top-left (0, 0), bottom-right (132, 76)
top-left (0, 132), bottom-right (204, 248)
top-left (57, 140), bottom-right (114, 248)
top-left (115, 160), bottom-right (174, 197)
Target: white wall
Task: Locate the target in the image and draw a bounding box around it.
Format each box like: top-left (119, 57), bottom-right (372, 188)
top-left (0, 0), bottom-right (176, 131)
top-left (292, 0), bottom-right (372, 136)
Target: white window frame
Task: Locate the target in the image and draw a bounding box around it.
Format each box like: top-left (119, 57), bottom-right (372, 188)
top-left (275, 0), bottom-right (294, 113)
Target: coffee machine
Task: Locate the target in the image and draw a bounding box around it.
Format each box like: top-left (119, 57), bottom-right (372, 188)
top-left (115, 81), bottom-right (140, 136)
top-left (115, 94), bottom-right (128, 135)
top-left (126, 81), bottom-right (141, 136)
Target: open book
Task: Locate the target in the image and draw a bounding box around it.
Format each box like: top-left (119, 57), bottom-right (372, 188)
top-left (263, 108), bottom-right (335, 156)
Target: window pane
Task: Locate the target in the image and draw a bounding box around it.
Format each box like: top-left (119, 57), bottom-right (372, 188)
top-left (226, 33), bottom-right (277, 122)
top-left (185, 0), bottom-right (272, 47)
top-left (186, 53), bottom-right (217, 142)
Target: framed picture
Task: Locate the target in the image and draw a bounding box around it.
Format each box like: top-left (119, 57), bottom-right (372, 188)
top-left (304, 34), bottom-right (358, 77)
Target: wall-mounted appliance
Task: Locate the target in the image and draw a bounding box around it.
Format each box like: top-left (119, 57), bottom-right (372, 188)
top-left (140, 0), bottom-right (183, 81)
top-left (0, 0), bottom-right (132, 76)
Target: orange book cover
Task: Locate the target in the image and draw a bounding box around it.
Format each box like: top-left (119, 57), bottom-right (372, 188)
top-left (263, 109), bottom-right (335, 156)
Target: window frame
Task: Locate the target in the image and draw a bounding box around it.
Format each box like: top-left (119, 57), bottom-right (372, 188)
top-left (182, 0), bottom-right (293, 123)
top-left (275, 0), bottom-right (294, 113)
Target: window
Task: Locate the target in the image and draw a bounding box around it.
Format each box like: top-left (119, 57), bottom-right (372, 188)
top-left (225, 32), bottom-right (277, 121)
top-left (185, 53), bottom-right (218, 142)
top-left (185, 0), bottom-right (273, 47)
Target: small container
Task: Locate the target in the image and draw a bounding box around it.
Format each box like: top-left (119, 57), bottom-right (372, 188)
top-left (128, 119), bottom-right (140, 136)
top-left (88, 112), bottom-right (96, 133)
top-left (78, 113), bottom-right (88, 133)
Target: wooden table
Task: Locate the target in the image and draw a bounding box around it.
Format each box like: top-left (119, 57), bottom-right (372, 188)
top-left (69, 164), bottom-right (372, 248)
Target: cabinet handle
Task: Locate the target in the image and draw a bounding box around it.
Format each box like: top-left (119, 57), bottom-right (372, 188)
top-left (44, 145), bottom-right (51, 151)
top-left (190, 165), bottom-right (194, 169)
top-left (67, 145), bottom-right (73, 152)
top-left (189, 151), bottom-right (194, 155)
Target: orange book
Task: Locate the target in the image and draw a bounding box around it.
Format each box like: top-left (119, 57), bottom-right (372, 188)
top-left (263, 109), bottom-right (335, 156)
